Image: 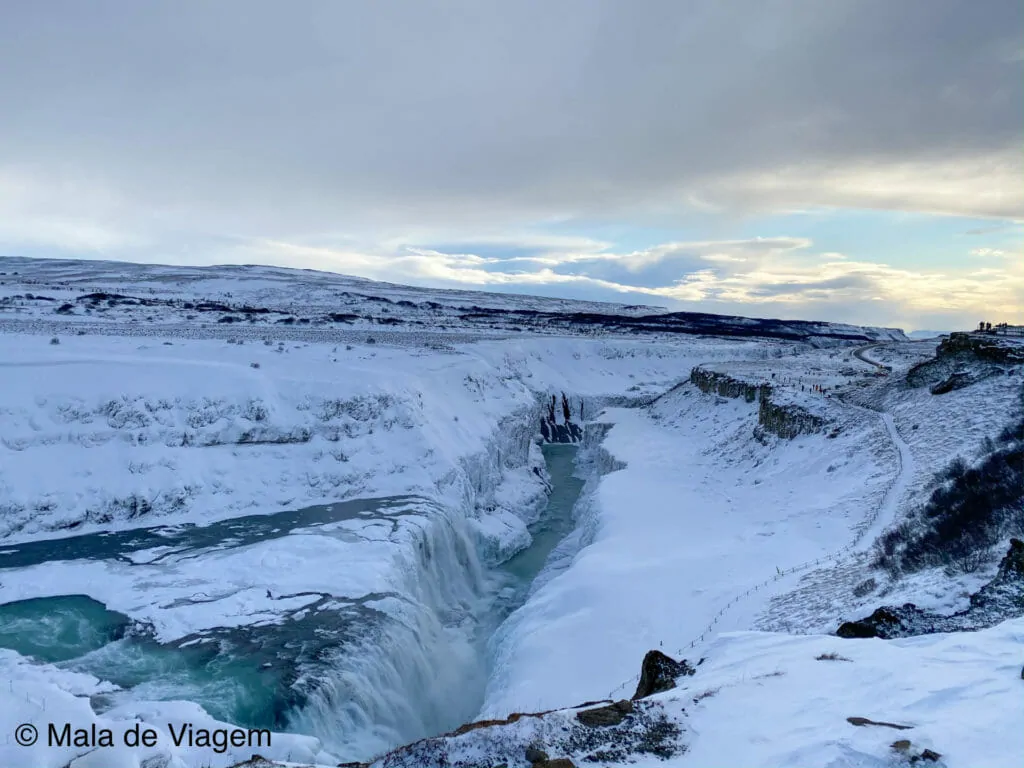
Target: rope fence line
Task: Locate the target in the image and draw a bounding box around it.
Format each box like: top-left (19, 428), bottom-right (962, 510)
top-left (606, 381), bottom-right (905, 700)
top-left (5, 678), bottom-right (48, 723)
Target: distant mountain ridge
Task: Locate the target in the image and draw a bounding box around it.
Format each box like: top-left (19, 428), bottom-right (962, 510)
top-left (0, 255), bottom-right (906, 343)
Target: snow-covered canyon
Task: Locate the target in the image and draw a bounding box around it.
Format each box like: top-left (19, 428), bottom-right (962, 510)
top-left (1, 258), bottom-right (1021, 768)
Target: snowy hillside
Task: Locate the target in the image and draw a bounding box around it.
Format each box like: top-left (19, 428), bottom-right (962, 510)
top-left (0, 256), bottom-right (906, 343)
top-left (0, 256), bottom-right (1019, 768)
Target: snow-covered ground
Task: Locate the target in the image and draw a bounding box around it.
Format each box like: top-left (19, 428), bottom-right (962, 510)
top-left (482, 380), bottom-right (897, 717)
top-left (0, 256), bottom-right (1018, 768)
top-left (376, 616), bottom-right (1024, 768)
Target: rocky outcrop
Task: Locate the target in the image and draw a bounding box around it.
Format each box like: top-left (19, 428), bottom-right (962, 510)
top-left (690, 366), bottom-right (825, 439)
top-left (907, 332), bottom-right (1023, 390)
top-left (836, 604), bottom-right (931, 639)
top-left (928, 371), bottom-right (975, 395)
top-left (228, 758), bottom-right (287, 768)
top-left (374, 697), bottom-right (682, 767)
top-left (968, 538), bottom-right (1024, 614)
top-left (846, 716), bottom-right (913, 730)
top-left (540, 392), bottom-right (584, 443)
top-left (757, 397), bottom-right (826, 439)
top-left (632, 650), bottom-right (695, 699)
top-left (690, 367), bottom-right (769, 402)
top-left (891, 740), bottom-right (943, 763)
top-left (937, 333), bottom-right (1024, 364)
top-left (576, 699), bottom-right (634, 727)
top-left (525, 745), bottom-right (549, 763)
top-left (837, 539), bottom-right (1024, 639)
top-left (524, 745), bottom-right (576, 767)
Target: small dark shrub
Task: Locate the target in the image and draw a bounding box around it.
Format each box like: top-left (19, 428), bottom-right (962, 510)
top-left (852, 577), bottom-right (877, 598)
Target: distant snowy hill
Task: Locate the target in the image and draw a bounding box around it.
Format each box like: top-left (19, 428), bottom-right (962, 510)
top-left (0, 255), bottom-right (906, 343)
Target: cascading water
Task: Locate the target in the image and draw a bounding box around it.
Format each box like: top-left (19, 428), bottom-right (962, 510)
top-left (284, 512), bottom-right (496, 759)
top-left (0, 410), bottom-right (593, 764)
top-left (287, 442), bottom-right (588, 760)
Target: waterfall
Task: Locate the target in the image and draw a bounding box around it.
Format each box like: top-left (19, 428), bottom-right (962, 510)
top-left (281, 406), bottom-right (548, 762)
top-left (284, 514), bottom-right (493, 759)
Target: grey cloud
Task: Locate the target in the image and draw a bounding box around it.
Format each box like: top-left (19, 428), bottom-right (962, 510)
top-left (742, 274), bottom-right (879, 298)
top-left (1, 0), bottom-right (1021, 246)
top-left (525, 237), bottom-right (809, 286)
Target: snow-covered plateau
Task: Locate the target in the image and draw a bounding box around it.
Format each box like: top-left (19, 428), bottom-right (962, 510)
top-left (0, 257), bottom-right (1021, 768)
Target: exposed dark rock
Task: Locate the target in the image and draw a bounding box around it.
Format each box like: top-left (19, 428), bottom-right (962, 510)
top-left (227, 757), bottom-right (279, 768)
top-left (937, 332), bottom-right (1024, 364)
top-left (839, 540), bottom-right (1024, 639)
top-left (929, 371), bottom-right (975, 395)
top-left (847, 716), bottom-right (912, 730)
top-left (570, 698), bottom-right (612, 709)
top-left (757, 397), bottom-right (825, 439)
top-left (456, 304), bottom-right (896, 341)
top-left (891, 741), bottom-right (943, 764)
top-left (525, 745), bottom-right (548, 764)
top-left (540, 393), bottom-right (584, 443)
top-left (77, 292), bottom-right (133, 303)
top-left (690, 367), bottom-right (769, 403)
top-left (907, 333), bottom-right (1022, 390)
top-left (968, 538), bottom-right (1024, 615)
top-left (837, 606), bottom-right (914, 639)
top-left (194, 301), bottom-right (233, 312)
top-left (893, 741), bottom-right (943, 763)
top-left (632, 650), bottom-right (695, 700)
top-left (379, 699), bottom-right (681, 767)
top-left (449, 709), bottom-right (555, 737)
top-left (998, 538), bottom-right (1024, 574)
top-left (690, 366), bottom-right (825, 438)
top-left (576, 699), bottom-right (634, 727)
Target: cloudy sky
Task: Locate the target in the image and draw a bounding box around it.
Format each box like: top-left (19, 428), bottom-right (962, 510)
top-left (1, 1), bottom-right (1021, 330)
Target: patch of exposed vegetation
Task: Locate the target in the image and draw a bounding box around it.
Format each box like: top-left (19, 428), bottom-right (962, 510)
top-left (874, 405), bottom-right (1023, 576)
